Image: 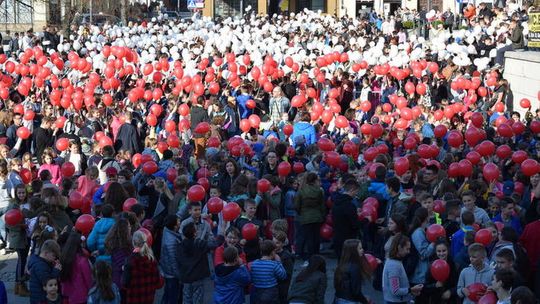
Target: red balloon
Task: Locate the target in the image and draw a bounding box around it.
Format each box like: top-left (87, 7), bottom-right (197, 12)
top-left (283, 124), bottom-right (293, 136)
top-left (363, 147), bottom-right (378, 162)
top-left (61, 162), bottom-right (75, 177)
top-left (239, 119), bottom-right (251, 133)
top-left (142, 161), bottom-right (158, 175)
top-left (466, 151), bottom-right (482, 165)
top-left (430, 259), bottom-right (450, 282)
top-left (146, 114), bottom-right (158, 127)
top-left (69, 192), bottom-right (84, 210)
top-left (19, 168), bottom-right (32, 184)
top-left (242, 223), bottom-right (258, 241)
top-left (448, 162), bottom-right (460, 178)
top-left (5, 209), bottom-right (23, 226)
top-left (447, 131), bottom-right (463, 148)
top-left (335, 115), bottom-right (349, 128)
top-left (416, 83), bottom-right (427, 95)
top-left (519, 98), bottom-right (531, 109)
top-left (470, 112), bottom-right (484, 128)
top-left (496, 145), bottom-right (512, 159)
top-left (405, 82), bottom-right (415, 95)
top-left (394, 157), bottom-right (410, 176)
top-left (320, 223), bottom-right (333, 240)
top-left (206, 197), bottom-right (224, 214)
top-left (16, 126), bottom-right (30, 139)
top-left (512, 121), bottom-right (526, 135)
top-left (521, 159), bottom-right (539, 176)
top-left (277, 162), bottom-right (291, 177)
top-left (56, 138), bottom-right (69, 152)
top-left (166, 168), bottom-right (178, 183)
top-left (194, 122), bottom-right (211, 134)
top-left (426, 224), bottom-right (446, 243)
top-left (248, 115), bottom-right (261, 129)
top-left (482, 163), bottom-right (501, 182)
top-left (478, 292), bottom-right (497, 304)
top-left (365, 253), bottom-right (379, 272)
top-left (433, 200), bottom-right (445, 214)
top-left (222, 202), bottom-right (242, 221)
top-left (458, 159), bottom-right (473, 177)
top-left (325, 151), bottom-right (341, 167)
top-left (512, 150), bottom-right (528, 164)
top-left (318, 138), bottom-right (335, 152)
top-left (123, 198), bottom-right (138, 212)
top-left (530, 120), bottom-right (540, 134)
top-left (187, 185), bottom-right (206, 202)
top-left (467, 283), bottom-right (488, 302)
top-left (257, 178), bottom-right (272, 193)
top-left (75, 214), bottom-right (95, 235)
top-left (474, 229), bottom-right (493, 246)
top-left (434, 125), bottom-right (447, 138)
top-left (293, 162), bottom-right (305, 174)
top-left (497, 123), bottom-right (513, 138)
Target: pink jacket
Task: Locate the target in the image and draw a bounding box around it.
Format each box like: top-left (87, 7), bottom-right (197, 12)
top-left (38, 163), bottom-right (61, 185)
top-left (60, 253), bottom-right (93, 304)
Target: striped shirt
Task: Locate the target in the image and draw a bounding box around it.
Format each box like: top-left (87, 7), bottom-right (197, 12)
top-left (250, 259), bottom-right (287, 288)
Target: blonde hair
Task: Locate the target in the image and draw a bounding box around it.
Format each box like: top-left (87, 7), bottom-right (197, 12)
top-left (132, 230), bottom-right (155, 261)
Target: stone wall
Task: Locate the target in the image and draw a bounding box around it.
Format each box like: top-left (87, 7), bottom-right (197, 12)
top-left (503, 51), bottom-right (540, 117)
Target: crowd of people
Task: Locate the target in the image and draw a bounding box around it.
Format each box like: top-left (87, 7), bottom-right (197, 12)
top-left (0, 1), bottom-right (538, 304)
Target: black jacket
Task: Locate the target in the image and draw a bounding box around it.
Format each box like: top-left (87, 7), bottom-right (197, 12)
top-left (115, 123), bottom-right (142, 155)
top-left (190, 105), bottom-right (209, 139)
top-left (334, 263), bottom-right (369, 303)
top-left (332, 192), bottom-right (360, 255)
top-left (178, 238), bottom-right (216, 283)
top-left (33, 127), bottom-right (54, 163)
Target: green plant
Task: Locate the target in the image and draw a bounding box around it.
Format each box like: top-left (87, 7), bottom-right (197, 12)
top-left (431, 20), bottom-right (444, 28)
top-left (403, 20), bottom-right (415, 29)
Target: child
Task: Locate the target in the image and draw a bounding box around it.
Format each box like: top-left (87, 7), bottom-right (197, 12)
top-left (487, 196), bottom-right (501, 219)
top-left (461, 190), bottom-right (491, 226)
top-left (87, 204), bottom-right (116, 262)
top-left (255, 175), bottom-right (282, 221)
top-left (450, 210), bottom-right (475, 258)
top-left (214, 227), bottom-right (247, 266)
top-left (442, 199), bottom-right (461, 239)
top-left (234, 199), bottom-right (263, 262)
top-left (160, 215), bottom-right (182, 304)
top-left (273, 231), bottom-right (295, 304)
top-left (492, 198), bottom-right (522, 235)
top-left (28, 239), bottom-right (61, 304)
top-left (454, 231), bottom-right (475, 272)
top-left (456, 243), bottom-right (495, 304)
top-left (283, 177), bottom-right (299, 249)
top-left (179, 222), bottom-right (217, 304)
top-left (419, 193), bottom-right (441, 225)
top-left (59, 230), bottom-right (92, 304)
top-left (179, 202), bottom-right (212, 241)
top-left (76, 166), bottom-right (99, 213)
top-left (491, 268), bottom-right (514, 304)
top-left (88, 261), bottom-right (121, 304)
top-left (40, 277), bottom-right (68, 304)
top-left (123, 230), bottom-right (163, 304)
top-left (213, 246), bottom-right (251, 304)
top-left (249, 240), bottom-right (287, 304)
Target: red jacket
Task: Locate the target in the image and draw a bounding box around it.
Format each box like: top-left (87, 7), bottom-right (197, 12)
top-left (124, 253), bottom-right (164, 304)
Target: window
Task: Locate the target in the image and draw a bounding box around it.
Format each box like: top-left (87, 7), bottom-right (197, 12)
top-left (0, 0), bottom-right (33, 24)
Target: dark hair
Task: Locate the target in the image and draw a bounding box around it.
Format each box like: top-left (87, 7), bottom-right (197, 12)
top-left (433, 240), bottom-right (450, 260)
top-left (104, 182), bottom-right (129, 213)
top-left (335, 239), bottom-right (371, 293)
top-left (496, 248), bottom-right (515, 262)
top-left (343, 178), bottom-right (360, 193)
top-left (295, 255), bottom-right (326, 282)
top-left (461, 210), bottom-right (475, 225)
top-left (101, 204), bottom-right (114, 218)
top-left (182, 222), bottom-right (196, 239)
top-left (464, 231), bottom-right (476, 245)
top-left (388, 234), bottom-right (410, 259)
top-left (425, 164), bottom-right (439, 174)
top-left (189, 202), bottom-right (202, 209)
top-left (260, 239), bottom-right (276, 256)
top-left (60, 230), bottom-right (83, 280)
top-left (462, 190), bottom-right (476, 199)
top-left (305, 172), bottom-right (319, 185)
top-left (102, 145), bottom-right (115, 157)
top-left (409, 207), bottom-right (429, 234)
top-left (386, 176), bottom-right (400, 193)
top-left (374, 165), bottom-right (386, 181)
top-left (94, 261), bottom-right (115, 301)
top-left (510, 286), bottom-right (536, 304)
top-left (164, 215), bottom-right (179, 230)
top-left (498, 198), bottom-right (515, 209)
top-left (500, 227), bottom-right (518, 243)
top-left (39, 169), bottom-right (52, 181)
top-left (130, 203), bottom-right (145, 217)
top-left (105, 218), bottom-right (132, 252)
top-left (494, 268), bottom-right (515, 290)
top-left (390, 214), bottom-right (407, 234)
top-left (223, 246), bottom-right (239, 264)
top-left (225, 226), bottom-right (241, 238)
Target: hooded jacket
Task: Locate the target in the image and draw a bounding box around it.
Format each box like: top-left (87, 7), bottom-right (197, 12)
top-left (332, 192), bottom-right (360, 256)
top-left (28, 255), bottom-right (60, 304)
top-left (294, 184), bottom-right (325, 225)
top-left (114, 122), bottom-right (142, 155)
top-left (159, 227), bottom-right (182, 279)
top-left (212, 264), bottom-right (251, 304)
top-left (456, 262), bottom-right (495, 304)
top-left (87, 217), bottom-right (115, 262)
top-left (291, 121), bottom-right (316, 147)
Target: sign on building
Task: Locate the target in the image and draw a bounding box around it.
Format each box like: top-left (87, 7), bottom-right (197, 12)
top-left (187, 0), bottom-right (204, 9)
top-left (530, 12), bottom-right (540, 48)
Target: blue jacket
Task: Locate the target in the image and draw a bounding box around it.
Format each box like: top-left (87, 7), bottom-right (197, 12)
top-left (235, 94), bottom-right (253, 119)
top-left (284, 189), bottom-right (297, 217)
top-left (160, 227), bottom-right (182, 278)
top-left (411, 227), bottom-right (435, 284)
top-left (28, 255), bottom-right (60, 304)
top-left (291, 122), bottom-right (316, 147)
top-left (87, 217), bottom-right (115, 262)
top-left (492, 214), bottom-right (522, 235)
top-left (450, 225), bottom-right (474, 257)
top-left (368, 181), bottom-right (391, 202)
top-left (213, 264), bottom-right (251, 304)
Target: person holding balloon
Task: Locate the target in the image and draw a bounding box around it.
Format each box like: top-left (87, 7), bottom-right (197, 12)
top-left (421, 240), bottom-right (458, 303)
top-left (456, 243), bottom-right (495, 304)
top-left (409, 207), bottom-right (435, 299)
